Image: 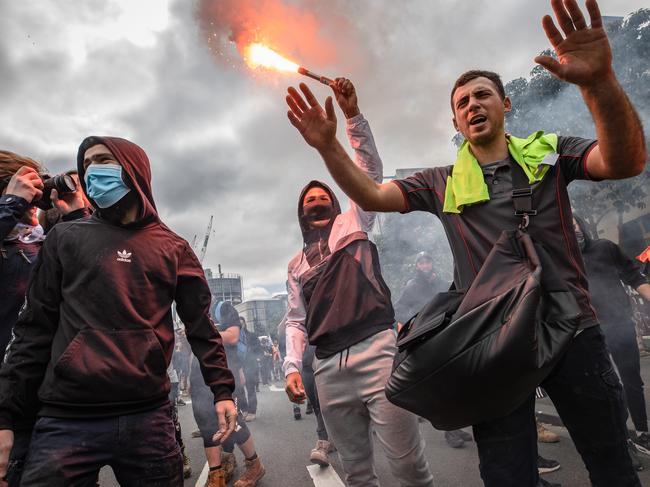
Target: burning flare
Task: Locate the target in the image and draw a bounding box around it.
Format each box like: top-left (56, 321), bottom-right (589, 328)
top-left (245, 43), bottom-right (299, 73)
top-left (244, 42), bottom-right (333, 86)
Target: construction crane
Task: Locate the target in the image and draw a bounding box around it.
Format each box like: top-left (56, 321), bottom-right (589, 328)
top-left (198, 215), bottom-right (214, 265)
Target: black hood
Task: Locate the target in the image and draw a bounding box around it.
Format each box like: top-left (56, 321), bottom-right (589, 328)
top-left (297, 180), bottom-right (341, 245)
top-left (213, 301), bottom-right (241, 327)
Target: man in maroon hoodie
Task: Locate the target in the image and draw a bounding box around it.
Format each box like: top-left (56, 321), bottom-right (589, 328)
top-left (0, 136), bottom-right (237, 486)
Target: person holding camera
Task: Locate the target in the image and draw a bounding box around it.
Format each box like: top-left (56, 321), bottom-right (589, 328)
top-left (38, 170), bottom-right (92, 234)
top-left (0, 151), bottom-right (87, 355)
top-left (0, 150), bottom-right (88, 486)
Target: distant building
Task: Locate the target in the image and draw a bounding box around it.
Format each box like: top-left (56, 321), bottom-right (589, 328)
top-left (271, 293), bottom-right (288, 308)
top-left (205, 268), bottom-right (243, 305)
top-left (236, 296), bottom-right (288, 335)
top-left (601, 16), bottom-right (623, 28)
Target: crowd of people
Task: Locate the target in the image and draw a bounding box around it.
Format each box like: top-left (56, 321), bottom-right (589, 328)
top-left (0, 1), bottom-right (649, 486)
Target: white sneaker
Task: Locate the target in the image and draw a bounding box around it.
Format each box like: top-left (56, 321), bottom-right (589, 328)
top-left (309, 440), bottom-right (331, 467)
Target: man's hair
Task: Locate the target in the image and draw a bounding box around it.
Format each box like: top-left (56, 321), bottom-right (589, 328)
top-left (0, 150), bottom-right (43, 193)
top-left (450, 70), bottom-right (506, 111)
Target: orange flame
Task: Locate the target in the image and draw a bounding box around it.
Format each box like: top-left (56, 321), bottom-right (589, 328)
top-left (244, 43), bottom-right (299, 73)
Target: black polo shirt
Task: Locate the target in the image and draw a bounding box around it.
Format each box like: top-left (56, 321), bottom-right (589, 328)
top-left (393, 136), bottom-right (599, 329)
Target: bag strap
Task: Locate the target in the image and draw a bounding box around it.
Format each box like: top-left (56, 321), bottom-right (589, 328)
top-left (510, 161), bottom-right (537, 229)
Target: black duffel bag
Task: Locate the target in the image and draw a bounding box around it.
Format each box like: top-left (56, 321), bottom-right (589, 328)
top-left (385, 165), bottom-right (582, 431)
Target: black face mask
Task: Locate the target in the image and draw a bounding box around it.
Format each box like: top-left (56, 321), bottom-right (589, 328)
top-left (97, 190), bottom-right (139, 225)
top-left (303, 202), bottom-right (334, 223)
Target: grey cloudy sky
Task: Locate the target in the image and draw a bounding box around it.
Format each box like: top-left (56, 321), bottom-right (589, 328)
top-left (0, 0), bottom-right (645, 298)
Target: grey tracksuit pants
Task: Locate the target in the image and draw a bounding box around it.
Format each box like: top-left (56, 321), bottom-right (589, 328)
top-left (314, 329), bottom-right (434, 487)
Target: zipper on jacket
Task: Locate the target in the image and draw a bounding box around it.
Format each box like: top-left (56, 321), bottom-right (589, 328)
top-left (318, 229), bottom-right (325, 261)
top-left (18, 249), bottom-right (32, 264)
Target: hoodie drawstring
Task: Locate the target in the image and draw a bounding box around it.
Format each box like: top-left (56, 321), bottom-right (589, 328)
top-left (337, 347), bottom-right (352, 371)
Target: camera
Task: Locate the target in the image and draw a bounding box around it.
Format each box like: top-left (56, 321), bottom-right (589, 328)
top-left (34, 174), bottom-right (77, 210)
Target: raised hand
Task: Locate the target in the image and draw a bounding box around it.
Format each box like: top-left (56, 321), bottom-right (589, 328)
top-left (286, 83), bottom-right (337, 152)
top-left (535, 0), bottom-right (613, 87)
top-left (332, 78), bottom-right (360, 119)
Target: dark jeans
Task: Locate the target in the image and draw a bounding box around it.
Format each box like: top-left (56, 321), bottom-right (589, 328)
top-left (604, 321), bottom-right (648, 432)
top-left (260, 355), bottom-right (272, 384)
top-left (244, 364), bottom-right (258, 414)
top-left (19, 405), bottom-right (182, 487)
top-left (190, 359), bottom-right (251, 452)
top-left (303, 345), bottom-right (328, 441)
top-left (473, 326), bottom-right (640, 487)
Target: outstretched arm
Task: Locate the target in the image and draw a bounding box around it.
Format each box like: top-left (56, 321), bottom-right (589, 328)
top-left (535, 0), bottom-right (646, 180)
top-left (286, 82), bottom-right (405, 212)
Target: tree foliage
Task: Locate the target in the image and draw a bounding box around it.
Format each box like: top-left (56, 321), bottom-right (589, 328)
top-left (505, 10), bottom-right (650, 236)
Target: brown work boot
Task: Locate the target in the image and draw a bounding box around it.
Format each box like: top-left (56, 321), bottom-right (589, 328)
top-left (233, 456), bottom-right (265, 487)
top-left (222, 451), bottom-right (237, 483)
top-left (537, 421), bottom-right (560, 443)
top-left (310, 440), bottom-right (331, 467)
top-left (205, 468), bottom-right (226, 487)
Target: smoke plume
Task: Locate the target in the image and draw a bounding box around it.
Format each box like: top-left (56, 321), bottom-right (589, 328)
top-left (196, 0), bottom-right (354, 71)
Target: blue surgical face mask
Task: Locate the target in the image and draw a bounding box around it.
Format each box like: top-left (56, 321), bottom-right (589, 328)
top-left (84, 164), bottom-right (131, 208)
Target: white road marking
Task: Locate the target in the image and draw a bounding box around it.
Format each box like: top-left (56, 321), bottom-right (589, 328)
top-left (195, 461), bottom-right (209, 487)
top-left (307, 464), bottom-right (345, 487)
top-left (269, 385), bottom-right (285, 392)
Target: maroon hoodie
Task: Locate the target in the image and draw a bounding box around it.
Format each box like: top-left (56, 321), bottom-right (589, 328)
top-left (0, 136), bottom-right (234, 427)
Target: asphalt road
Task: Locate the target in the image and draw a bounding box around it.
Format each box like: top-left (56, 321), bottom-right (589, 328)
top-left (98, 378), bottom-right (650, 486)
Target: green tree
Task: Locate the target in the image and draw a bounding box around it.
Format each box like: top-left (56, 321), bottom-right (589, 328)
top-left (504, 10), bottom-right (650, 237)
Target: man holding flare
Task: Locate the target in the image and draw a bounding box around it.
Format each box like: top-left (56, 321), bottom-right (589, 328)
top-left (284, 0), bottom-right (646, 486)
top-left (284, 77), bottom-right (434, 487)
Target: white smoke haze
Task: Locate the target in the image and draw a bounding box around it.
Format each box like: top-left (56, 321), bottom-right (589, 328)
top-left (244, 286), bottom-right (274, 300)
top-left (0, 0), bottom-right (647, 297)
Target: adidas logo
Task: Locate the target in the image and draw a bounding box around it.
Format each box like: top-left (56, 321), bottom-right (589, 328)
top-left (116, 249), bottom-right (132, 263)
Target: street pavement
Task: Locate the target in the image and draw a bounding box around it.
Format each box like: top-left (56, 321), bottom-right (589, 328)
top-left (99, 355), bottom-right (650, 486)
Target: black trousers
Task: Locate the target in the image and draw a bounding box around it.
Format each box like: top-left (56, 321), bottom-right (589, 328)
top-left (603, 320), bottom-right (648, 432)
top-left (189, 358), bottom-right (251, 452)
top-left (473, 326), bottom-right (640, 487)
